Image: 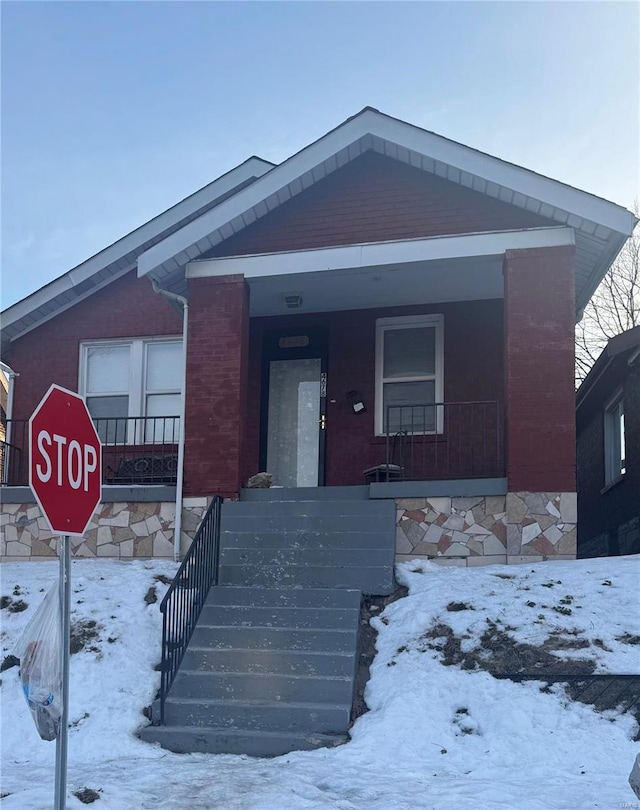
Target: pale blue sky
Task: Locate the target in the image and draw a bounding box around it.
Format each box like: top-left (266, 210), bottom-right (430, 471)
top-left (2, 1), bottom-right (638, 309)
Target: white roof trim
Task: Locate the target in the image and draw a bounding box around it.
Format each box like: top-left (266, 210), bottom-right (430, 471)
top-left (139, 108), bottom-right (634, 279)
top-left (2, 156), bottom-right (274, 335)
top-left (186, 227), bottom-right (576, 280)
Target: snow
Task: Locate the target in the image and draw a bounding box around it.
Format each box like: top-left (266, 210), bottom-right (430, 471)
top-left (1, 556), bottom-right (639, 809)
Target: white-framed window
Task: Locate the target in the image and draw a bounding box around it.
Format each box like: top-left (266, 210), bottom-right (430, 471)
top-left (604, 391), bottom-right (625, 485)
top-left (375, 314), bottom-right (444, 436)
top-left (79, 337), bottom-right (183, 444)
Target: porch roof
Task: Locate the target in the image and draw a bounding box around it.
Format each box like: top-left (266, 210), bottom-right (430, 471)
top-left (187, 227), bottom-right (575, 317)
top-left (138, 108), bottom-right (636, 315)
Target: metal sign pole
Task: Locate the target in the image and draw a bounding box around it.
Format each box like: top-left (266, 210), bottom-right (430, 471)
top-left (54, 535), bottom-right (71, 810)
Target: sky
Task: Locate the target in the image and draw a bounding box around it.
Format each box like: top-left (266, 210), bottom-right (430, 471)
top-left (1, 1), bottom-right (639, 310)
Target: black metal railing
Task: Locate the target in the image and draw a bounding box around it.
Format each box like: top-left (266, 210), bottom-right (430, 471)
top-left (0, 420), bottom-right (28, 485)
top-left (385, 401), bottom-right (504, 481)
top-left (0, 416), bottom-right (179, 486)
top-left (158, 495), bottom-right (223, 723)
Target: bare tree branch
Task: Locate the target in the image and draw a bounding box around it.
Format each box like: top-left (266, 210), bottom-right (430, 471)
top-left (575, 202), bottom-right (639, 385)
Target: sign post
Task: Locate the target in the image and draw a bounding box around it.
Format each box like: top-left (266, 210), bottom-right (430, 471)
top-left (29, 384), bottom-right (102, 810)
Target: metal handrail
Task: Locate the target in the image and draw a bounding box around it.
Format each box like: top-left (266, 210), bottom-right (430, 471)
top-left (385, 400), bottom-right (504, 480)
top-left (0, 416), bottom-right (180, 486)
top-left (158, 495), bottom-right (223, 723)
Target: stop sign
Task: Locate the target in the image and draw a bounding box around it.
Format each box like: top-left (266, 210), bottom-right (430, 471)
top-left (29, 384), bottom-right (102, 537)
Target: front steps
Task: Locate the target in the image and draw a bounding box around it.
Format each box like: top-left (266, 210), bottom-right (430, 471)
top-left (140, 494), bottom-right (397, 757)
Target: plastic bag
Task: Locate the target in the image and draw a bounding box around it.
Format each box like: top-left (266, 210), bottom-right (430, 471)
top-left (15, 582), bottom-right (63, 741)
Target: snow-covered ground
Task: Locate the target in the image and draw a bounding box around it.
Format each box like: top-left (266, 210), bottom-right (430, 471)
top-left (1, 556), bottom-right (639, 809)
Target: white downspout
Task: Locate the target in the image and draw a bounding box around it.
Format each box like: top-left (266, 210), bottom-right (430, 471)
top-left (0, 361), bottom-right (20, 483)
top-left (151, 281), bottom-right (188, 562)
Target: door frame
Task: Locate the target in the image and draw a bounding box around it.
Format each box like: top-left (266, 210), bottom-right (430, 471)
top-left (259, 326), bottom-right (328, 486)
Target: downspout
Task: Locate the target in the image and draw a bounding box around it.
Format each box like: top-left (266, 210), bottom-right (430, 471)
top-left (151, 281), bottom-right (188, 562)
top-left (0, 361), bottom-right (20, 483)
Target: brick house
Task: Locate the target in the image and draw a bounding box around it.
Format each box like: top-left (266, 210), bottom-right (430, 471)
top-left (1, 107), bottom-right (636, 566)
top-left (577, 326), bottom-right (640, 557)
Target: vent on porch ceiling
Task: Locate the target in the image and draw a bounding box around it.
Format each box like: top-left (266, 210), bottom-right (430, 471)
top-left (282, 292), bottom-right (303, 309)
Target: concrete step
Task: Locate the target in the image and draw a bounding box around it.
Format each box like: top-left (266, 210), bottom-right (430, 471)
top-left (240, 486), bottom-right (370, 501)
top-left (221, 513), bottom-right (389, 533)
top-left (181, 647), bottom-right (356, 677)
top-left (220, 530), bottom-right (393, 549)
top-left (219, 546), bottom-right (391, 568)
top-left (170, 671), bottom-right (353, 703)
top-left (205, 585), bottom-right (361, 609)
top-left (219, 563), bottom-right (395, 595)
top-left (224, 499), bottom-right (390, 517)
top-left (198, 604), bottom-right (358, 629)
top-left (190, 624), bottom-right (358, 652)
top-left (139, 724), bottom-right (348, 757)
top-left (160, 697), bottom-right (351, 732)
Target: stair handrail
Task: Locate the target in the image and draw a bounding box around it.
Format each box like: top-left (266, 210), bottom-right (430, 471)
top-left (158, 495), bottom-right (223, 723)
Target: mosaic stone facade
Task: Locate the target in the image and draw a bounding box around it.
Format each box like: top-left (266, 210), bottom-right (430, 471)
top-left (395, 492), bottom-right (577, 567)
top-left (0, 498), bottom-right (209, 561)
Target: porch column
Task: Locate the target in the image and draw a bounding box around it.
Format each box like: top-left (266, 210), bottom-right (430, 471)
top-left (503, 245), bottom-right (578, 562)
top-left (184, 274), bottom-right (250, 499)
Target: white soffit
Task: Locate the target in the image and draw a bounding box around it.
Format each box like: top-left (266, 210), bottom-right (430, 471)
top-left (1, 157), bottom-right (274, 345)
top-left (139, 108), bottom-right (635, 288)
top-left (186, 227), bottom-right (576, 280)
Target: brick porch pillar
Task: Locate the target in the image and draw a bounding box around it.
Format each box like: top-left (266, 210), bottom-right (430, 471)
top-left (503, 245), bottom-right (577, 561)
top-left (184, 275), bottom-right (250, 499)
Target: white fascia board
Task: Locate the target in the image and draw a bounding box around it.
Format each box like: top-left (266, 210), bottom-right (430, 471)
top-left (139, 109), bottom-right (635, 279)
top-left (363, 111), bottom-right (636, 236)
top-left (137, 117), bottom-right (374, 278)
top-left (186, 227), bottom-right (576, 280)
top-left (2, 157), bottom-right (273, 331)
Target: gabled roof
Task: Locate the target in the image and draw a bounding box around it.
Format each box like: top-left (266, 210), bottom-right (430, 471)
top-left (137, 107), bottom-right (637, 313)
top-left (1, 156), bottom-right (275, 351)
top-left (2, 107), bottom-right (637, 351)
top-left (577, 325), bottom-right (640, 410)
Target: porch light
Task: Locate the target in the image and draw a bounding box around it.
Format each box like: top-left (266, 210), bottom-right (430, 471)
top-left (347, 390), bottom-right (366, 414)
top-left (282, 293), bottom-right (303, 309)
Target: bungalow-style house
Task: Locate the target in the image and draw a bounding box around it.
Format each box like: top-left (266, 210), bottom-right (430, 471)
top-left (577, 326), bottom-right (640, 558)
top-left (2, 107), bottom-right (637, 756)
top-left (1, 107), bottom-right (636, 567)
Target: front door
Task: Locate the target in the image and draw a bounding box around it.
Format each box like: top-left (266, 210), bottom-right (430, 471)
top-left (261, 327), bottom-right (327, 487)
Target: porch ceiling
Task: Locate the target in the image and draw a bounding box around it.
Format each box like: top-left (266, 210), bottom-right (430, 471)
top-left (246, 255), bottom-right (503, 316)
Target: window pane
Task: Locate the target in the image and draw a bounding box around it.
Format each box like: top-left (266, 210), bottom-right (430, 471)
top-left (87, 396), bottom-right (128, 444)
top-left (146, 342), bottom-right (182, 392)
top-left (383, 327), bottom-right (435, 378)
top-left (383, 381), bottom-right (435, 433)
top-left (145, 394), bottom-right (180, 443)
top-left (86, 346), bottom-right (130, 393)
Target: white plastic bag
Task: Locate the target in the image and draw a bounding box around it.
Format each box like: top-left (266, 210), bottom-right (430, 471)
top-left (15, 582), bottom-right (62, 741)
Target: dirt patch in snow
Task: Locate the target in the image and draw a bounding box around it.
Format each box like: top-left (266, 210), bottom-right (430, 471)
top-left (352, 585), bottom-right (408, 722)
top-left (71, 619), bottom-right (103, 655)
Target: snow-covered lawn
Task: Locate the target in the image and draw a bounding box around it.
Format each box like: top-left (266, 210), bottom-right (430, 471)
top-left (1, 556), bottom-right (639, 809)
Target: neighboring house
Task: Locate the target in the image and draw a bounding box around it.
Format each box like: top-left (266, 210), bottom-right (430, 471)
top-left (577, 326), bottom-right (640, 558)
top-left (1, 107), bottom-right (637, 566)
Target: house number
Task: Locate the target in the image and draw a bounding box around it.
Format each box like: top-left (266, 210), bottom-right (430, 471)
top-left (320, 373), bottom-right (327, 398)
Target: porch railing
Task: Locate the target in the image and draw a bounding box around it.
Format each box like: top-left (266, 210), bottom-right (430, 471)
top-left (0, 416), bottom-right (180, 486)
top-left (385, 401), bottom-right (504, 481)
top-left (158, 495), bottom-right (223, 723)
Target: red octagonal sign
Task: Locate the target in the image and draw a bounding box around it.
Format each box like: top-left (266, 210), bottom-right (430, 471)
top-left (29, 384), bottom-right (102, 537)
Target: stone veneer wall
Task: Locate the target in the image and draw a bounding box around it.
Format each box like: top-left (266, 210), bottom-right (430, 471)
top-left (395, 492), bottom-right (577, 567)
top-left (0, 497), bottom-right (209, 561)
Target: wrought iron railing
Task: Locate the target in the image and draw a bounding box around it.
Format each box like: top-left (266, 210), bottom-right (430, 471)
top-left (0, 416), bottom-right (179, 486)
top-left (158, 495), bottom-right (222, 723)
top-left (385, 401), bottom-right (504, 481)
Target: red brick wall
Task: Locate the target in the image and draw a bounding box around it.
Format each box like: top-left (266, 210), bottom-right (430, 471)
top-left (204, 152), bottom-right (553, 259)
top-left (7, 271), bottom-right (181, 422)
top-left (504, 245), bottom-right (576, 492)
top-left (244, 299), bottom-right (505, 487)
top-left (184, 275), bottom-right (249, 498)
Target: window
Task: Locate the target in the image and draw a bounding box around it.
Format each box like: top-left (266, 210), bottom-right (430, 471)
top-left (375, 315), bottom-right (444, 435)
top-left (604, 392), bottom-right (625, 485)
top-left (80, 338), bottom-right (182, 444)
